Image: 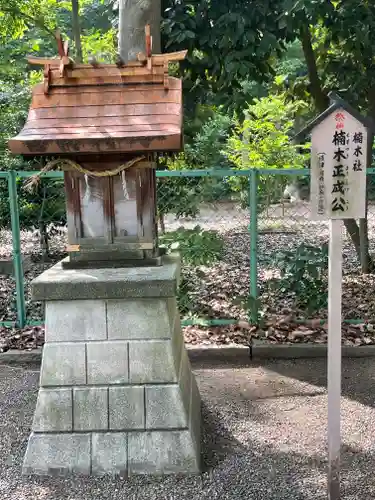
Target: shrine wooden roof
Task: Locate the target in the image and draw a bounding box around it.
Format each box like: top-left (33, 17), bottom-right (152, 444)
top-left (9, 56), bottom-right (185, 156)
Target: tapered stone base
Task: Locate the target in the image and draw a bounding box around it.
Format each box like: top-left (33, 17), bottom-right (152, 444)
top-left (23, 255), bottom-right (201, 476)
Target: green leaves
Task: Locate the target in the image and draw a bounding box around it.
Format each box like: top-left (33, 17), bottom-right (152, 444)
top-left (185, 112), bottom-right (232, 169)
top-left (157, 166), bottom-right (202, 221)
top-left (220, 93), bottom-right (310, 208)
top-left (224, 93), bottom-right (309, 171)
top-left (270, 243), bottom-right (329, 313)
top-left (0, 0), bottom-right (118, 67)
top-left (0, 0), bottom-right (60, 40)
top-left (159, 226), bottom-right (224, 315)
top-left (312, 0), bottom-right (375, 114)
top-left (81, 28), bottom-right (116, 62)
top-left (159, 226), bottom-right (224, 267)
top-left (162, 0), bottom-right (287, 99)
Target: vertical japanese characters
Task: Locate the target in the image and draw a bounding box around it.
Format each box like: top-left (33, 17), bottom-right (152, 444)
top-left (331, 113), bottom-right (348, 213)
top-left (353, 132), bottom-right (363, 172)
top-left (310, 105), bottom-right (367, 220)
top-left (330, 113), bottom-right (364, 214)
top-left (317, 153), bottom-right (325, 215)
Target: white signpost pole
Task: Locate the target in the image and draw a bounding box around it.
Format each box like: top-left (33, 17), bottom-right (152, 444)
top-left (309, 100), bottom-right (368, 500)
top-left (327, 218), bottom-right (342, 499)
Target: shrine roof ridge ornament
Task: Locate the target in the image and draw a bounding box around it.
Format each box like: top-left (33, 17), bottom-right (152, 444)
top-left (294, 91), bottom-right (375, 142)
top-left (8, 27), bottom-right (187, 156)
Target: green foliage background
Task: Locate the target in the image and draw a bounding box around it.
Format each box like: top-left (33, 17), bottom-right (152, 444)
top-left (0, 0), bottom-right (374, 269)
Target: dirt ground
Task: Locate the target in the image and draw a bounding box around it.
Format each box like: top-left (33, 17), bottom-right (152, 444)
top-left (0, 354), bottom-right (375, 499)
top-left (2, 200), bottom-right (375, 348)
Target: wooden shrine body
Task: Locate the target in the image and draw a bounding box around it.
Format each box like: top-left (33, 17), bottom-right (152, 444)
top-left (9, 30), bottom-right (186, 269)
top-left (63, 155), bottom-right (159, 268)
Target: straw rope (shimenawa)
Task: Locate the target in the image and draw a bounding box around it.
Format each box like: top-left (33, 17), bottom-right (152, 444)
top-left (23, 156), bottom-right (147, 191)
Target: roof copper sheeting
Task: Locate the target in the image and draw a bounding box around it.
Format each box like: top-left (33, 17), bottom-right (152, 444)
top-left (9, 73), bottom-right (183, 156)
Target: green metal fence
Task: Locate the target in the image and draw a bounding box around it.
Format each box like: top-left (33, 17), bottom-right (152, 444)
top-left (1, 168), bottom-right (375, 330)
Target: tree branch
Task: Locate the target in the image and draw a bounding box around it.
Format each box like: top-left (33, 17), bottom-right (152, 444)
top-left (1, 6), bottom-right (56, 39)
top-left (299, 24), bottom-right (329, 113)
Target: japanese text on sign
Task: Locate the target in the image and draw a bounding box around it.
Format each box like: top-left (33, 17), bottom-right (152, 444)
top-left (310, 108), bottom-right (367, 219)
top-left (317, 153), bottom-right (325, 215)
top-left (331, 128), bottom-right (349, 214)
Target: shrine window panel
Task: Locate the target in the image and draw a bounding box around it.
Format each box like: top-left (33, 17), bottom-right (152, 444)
top-left (79, 175), bottom-right (106, 238)
top-left (113, 170), bottom-right (138, 238)
top-left (140, 168), bottom-right (156, 240)
top-left (64, 172), bottom-right (82, 243)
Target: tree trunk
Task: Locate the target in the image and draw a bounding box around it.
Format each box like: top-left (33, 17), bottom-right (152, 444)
top-left (359, 218), bottom-right (369, 272)
top-left (158, 213), bottom-right (166, 235)
top-left (39, 221), bottom-right (49, 260)
top-left (118, 0), bottom-right (162, 237)
top-left (71, 0), bottom-right (83, 63)
top-left (299, 24), bottom-right (373, 272)
top-left (118, 0), bottom-right (161, 62)
top-left (359, 131), bottom-right (374, 273)
top-left (299, 25), bottom-right (329, 113)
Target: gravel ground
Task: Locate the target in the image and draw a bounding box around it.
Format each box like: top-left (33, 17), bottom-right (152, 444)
top-left (1, 355), bottom-right (375, 499)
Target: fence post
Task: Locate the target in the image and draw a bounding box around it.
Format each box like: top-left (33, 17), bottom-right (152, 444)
top-left (8, 170), bottom-right (26, 328)
top-left (249, 169), bottom-right (258, 323)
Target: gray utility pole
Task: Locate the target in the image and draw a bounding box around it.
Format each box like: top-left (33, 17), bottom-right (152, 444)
top-left (118, 0), bottom-right (161, 62)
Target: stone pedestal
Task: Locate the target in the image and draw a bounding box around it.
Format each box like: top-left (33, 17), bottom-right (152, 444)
top-left (23, 255), bottom-right (201, 476)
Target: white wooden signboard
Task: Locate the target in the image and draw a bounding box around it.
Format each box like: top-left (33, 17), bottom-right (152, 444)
top-left (310, 107), bottom-right (367, 220)
top-left (309, 104), bottom-right (368, 500)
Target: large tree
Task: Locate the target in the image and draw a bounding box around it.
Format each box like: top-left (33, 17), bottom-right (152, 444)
top-left (279, 1), bottom-right (375, 272)
top-left (118, 0), bottom-right (160, 61)
top-left (163, 0), bottom-right (375, 271)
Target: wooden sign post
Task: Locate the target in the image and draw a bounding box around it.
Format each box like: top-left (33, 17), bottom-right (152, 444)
top-left (306, 94), bottom-right (369, 499)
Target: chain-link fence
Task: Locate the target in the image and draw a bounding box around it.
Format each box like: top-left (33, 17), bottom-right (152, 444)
top-left (1, 168), bottom-right (375, 329)
top-left (257, 169), bottom-right (375, 326)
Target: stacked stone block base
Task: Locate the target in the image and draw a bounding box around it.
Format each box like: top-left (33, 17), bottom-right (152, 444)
top-left (23, 257), bottom-right (201, 475)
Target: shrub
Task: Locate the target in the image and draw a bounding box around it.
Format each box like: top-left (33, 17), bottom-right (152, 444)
top-left (160, 226), bottom-right (224, 315)
top-left (159, 226), bottom-right (224, 266)
top-left (223, 93), bottom-right (310, 208)
top-left (270, 243), bottom-right (328, 314)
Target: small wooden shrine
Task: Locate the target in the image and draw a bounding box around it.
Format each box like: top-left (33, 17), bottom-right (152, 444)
top-left (9, 28), bottom-right (186, 268)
